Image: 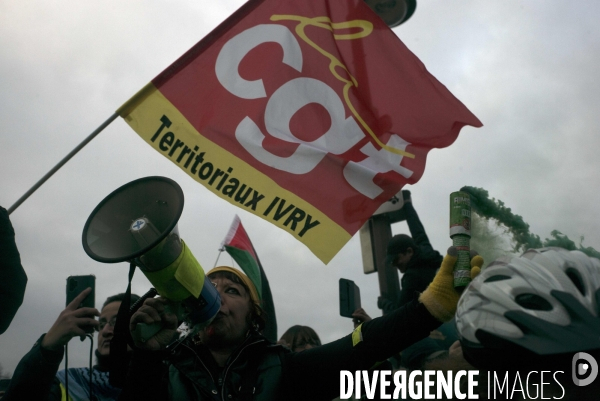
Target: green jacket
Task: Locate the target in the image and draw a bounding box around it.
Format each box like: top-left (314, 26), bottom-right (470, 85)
top-left (169, 336), bottom-right (286, 400)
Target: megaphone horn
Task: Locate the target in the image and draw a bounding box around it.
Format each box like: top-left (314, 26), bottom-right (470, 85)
top-left (82, 176), bottom-right (220, 342)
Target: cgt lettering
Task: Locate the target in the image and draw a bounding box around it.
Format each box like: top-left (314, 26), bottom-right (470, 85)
top-left (216, 23), bottom-right (414, 200)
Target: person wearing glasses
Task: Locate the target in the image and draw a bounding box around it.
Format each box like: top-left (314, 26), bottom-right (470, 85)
top-left (3, 290), bottom-right (139, 401)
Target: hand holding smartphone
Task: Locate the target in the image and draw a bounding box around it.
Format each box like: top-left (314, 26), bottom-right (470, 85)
top-left (41, 275), bottom-right (99, 351)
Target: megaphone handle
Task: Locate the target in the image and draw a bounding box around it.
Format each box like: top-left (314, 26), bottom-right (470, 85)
top-left (132, 321), bottom-right (164, 343)
top-left (131, 302), bottom-right (181, 344)
top-left (130, 288), bottom-right (158, 313)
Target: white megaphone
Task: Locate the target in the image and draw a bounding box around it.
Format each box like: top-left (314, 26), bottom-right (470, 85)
top-left (82, 176), bottom-right (220, 342)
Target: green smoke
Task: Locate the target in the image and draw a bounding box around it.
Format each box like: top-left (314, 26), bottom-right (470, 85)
top-left (469, 211), bottom-right (516, 267)
top-left (543, 230), bottom-right (600, 259)
top-left (461, 186), bottom-right (600, 259)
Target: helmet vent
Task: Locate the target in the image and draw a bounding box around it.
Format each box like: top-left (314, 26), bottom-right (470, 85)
top-left (484, 274), bottom-right (511, 283)
top-left (565, 268), bottom-right (586, 296)
top-left (515, 294), bottom-right (553, 311)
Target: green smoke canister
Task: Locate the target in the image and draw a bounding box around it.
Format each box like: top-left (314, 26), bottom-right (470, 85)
top-left (450, 191), bottom-right (472, 291)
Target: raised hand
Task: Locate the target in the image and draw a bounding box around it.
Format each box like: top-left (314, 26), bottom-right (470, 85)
top-left (351, 307), bottom-right (372, 328)
top-left (419, 247), bottom-right (484, 322)
top-left (129, 297), bottom-right (178, 350)
top-left (41, 287), bottom-right (99, 351)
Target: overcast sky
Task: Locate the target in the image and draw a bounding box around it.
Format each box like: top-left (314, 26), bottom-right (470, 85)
top-left (1, 0), bottom-right (600, 374)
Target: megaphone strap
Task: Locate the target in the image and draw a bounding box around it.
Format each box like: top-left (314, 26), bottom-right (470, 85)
top-left (109, 262), bottom-right (136, 387)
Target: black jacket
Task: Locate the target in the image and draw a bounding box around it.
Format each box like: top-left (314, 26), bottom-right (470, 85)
top-left (386, 203), bottom-right (443, 313)
top-left (119, 299), bottom-right (440, 401)
top-left (4, 334), bottom-right (120, 401)
top-left (3, 335), bottom-right (64, 401)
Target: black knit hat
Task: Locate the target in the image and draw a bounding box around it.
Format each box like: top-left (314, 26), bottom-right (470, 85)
top-left (386, 234), bottom-right (416, 267)
top-left (387, 234), bottom-right (416, 256)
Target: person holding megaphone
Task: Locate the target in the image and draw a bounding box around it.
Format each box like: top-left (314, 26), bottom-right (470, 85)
top-left (79, 177), bottom-right (482, 400)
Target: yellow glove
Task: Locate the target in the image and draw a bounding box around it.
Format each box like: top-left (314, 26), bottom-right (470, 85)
top-left (419, 247), bottom-right (484, 322)
top-left (470, 250), bottom-right (482, 278)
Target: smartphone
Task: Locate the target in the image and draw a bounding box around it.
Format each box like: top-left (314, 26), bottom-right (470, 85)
top-left (66, 275), bottom-right (96, 309)
top-left (339, 278), bottom-right (361, 318)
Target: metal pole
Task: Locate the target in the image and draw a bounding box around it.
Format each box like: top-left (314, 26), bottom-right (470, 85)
top-left (7, 112), bottom-right (119, 215)
top-left (369, 214), bottom-right (401, 314)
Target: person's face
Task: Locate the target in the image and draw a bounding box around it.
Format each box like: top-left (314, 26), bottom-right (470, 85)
top-left (293, 338), bottom-right (319, 352)
top-left (393, 250), bottom-right (413, 273)
top-left (96, 301), bottom-right (121, 357)
top-left (200, 276), bottom-right (252, 348)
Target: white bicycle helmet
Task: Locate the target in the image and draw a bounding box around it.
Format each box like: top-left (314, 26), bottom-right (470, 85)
top-left (455, 247), bottom-right (600, 369)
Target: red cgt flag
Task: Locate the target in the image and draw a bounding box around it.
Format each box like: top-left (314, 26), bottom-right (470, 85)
top-left (118, 0), bottom-right (482, 264)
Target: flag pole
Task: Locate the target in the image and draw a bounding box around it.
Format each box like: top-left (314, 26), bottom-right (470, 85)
top-left (213, 248), bottom-right (225, 268)
top-left (7, 112), bottom-right (119, 215)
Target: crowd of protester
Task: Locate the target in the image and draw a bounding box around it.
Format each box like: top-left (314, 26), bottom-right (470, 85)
top-left (2, 197), bottom-right (600, 400)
